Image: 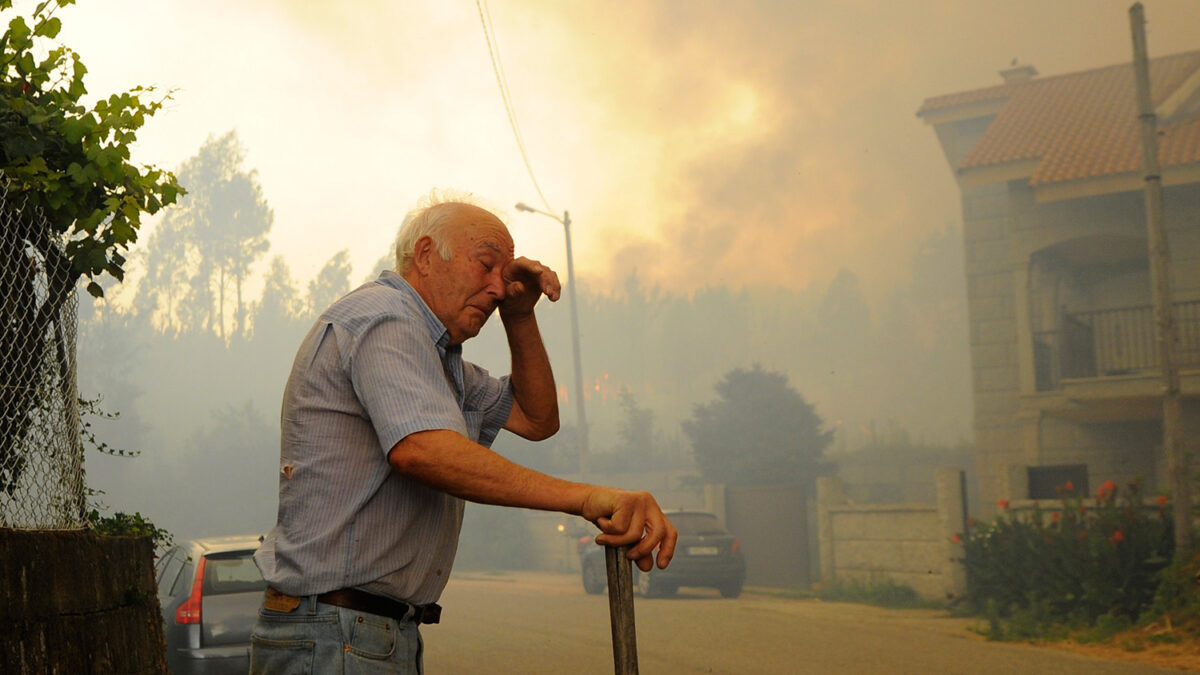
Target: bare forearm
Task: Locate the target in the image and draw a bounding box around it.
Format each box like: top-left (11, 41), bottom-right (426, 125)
top-left (502, 312), bottom-right (559, 439)
top-left (390, 429), bottom-right (680, 570)
top-left (390, 430), bottom-right (583, 513)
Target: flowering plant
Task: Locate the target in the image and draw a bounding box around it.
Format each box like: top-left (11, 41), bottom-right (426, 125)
top-left (961, 480), bottom-right (1173, 624)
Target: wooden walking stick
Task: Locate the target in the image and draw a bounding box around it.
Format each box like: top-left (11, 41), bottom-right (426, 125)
top-left (604, 545), bottom-right (639, 674)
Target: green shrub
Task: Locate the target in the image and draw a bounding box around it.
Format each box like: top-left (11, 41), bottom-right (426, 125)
top-left (1143, 552), bottom-right (1200, 620)
top-left (86, 509), bottom-right (173, 550)
top-left (1077, 611), bottom-right (1134, 643)
top-left (972, 597), bottom-right (1069, 641)
top-left (962, 480), bottom-right (1173, 626)
top-left (815, 576), bottom-right (933, 609)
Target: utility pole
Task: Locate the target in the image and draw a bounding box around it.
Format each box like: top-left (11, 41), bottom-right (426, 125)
top-left (514, 203), bottom-right (590, 480)
top-left (561, 209), bottom-right (590, 480)
top-left (1130, 2), bottom-right (1193, 556)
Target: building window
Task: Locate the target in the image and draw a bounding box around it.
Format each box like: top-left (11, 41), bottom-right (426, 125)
top-left (1027, 464), bottom-right (1088, 500)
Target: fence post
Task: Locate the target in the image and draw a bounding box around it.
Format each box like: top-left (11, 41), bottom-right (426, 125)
top-left (816, 476), bottom-right (845, 585)
top-left (703, 483), bottom-right (726, 526)
top-left (936, 468), bottom-right (968, 599)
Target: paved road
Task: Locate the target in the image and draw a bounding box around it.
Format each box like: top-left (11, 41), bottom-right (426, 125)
top-left (423, 571), bottom-right (1177, 674)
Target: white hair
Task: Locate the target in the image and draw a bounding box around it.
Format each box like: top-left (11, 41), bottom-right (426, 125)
top-left (393, 189), bottom-right (486, 274)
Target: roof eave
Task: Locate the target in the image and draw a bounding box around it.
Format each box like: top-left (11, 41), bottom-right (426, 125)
top-left (1033, 164), bottom-right (1200, 203)
top-left (918, 98), bottom-right (1008, 126)
top-left (958, 158), bottom-right (1040, 186)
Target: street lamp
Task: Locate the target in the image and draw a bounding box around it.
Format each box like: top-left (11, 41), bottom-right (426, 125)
top-left (514, 202), bottom-right (589, 480)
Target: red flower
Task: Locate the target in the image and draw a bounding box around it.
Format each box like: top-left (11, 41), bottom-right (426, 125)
top-left (1079, 504), bottom-right (1087, 514)
top-left (1098, 480), bottom-right (1117, 499)
top-left (951, 533), bottom-right (962, 543)
top-left (1109, 530), bottom-right (1125, 545)
top-left (1064, 480), bottom-right (1074, 492)
top-left (998, 499), bottom-right (1010, 509)
top-left (1050, 512), bottom-right (1061, 523)
top-left (1078, 530), bottom-right (1088, 541)
top-left (1156, 495), bottom-right (1169, 506)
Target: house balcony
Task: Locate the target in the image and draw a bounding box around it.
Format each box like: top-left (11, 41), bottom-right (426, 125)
top-left (1029, 299), bottom-right (1200, 420)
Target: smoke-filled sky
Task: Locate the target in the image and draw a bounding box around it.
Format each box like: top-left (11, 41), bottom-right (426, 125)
top-left (53, 0), bottom-right (1200, 301)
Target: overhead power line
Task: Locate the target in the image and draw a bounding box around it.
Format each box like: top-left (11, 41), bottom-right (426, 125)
top-left (475, 0), bottom-right (554, 214)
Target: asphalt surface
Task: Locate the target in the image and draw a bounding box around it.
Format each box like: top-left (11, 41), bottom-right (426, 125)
top-left (422, 571), bottom-right (1181, 674)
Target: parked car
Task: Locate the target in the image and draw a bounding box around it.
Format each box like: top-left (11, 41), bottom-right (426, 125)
top-left (155, 535), bottom-right (266, 674)
top-left (579, 510), bottom-right (746, 598)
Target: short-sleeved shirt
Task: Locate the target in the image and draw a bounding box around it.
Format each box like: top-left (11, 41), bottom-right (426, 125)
top-left (254, 270), bottom-right (513, 605)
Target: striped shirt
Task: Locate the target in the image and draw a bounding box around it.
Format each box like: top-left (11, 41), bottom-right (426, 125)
top-left (255, 271), bottom-right (513, 604)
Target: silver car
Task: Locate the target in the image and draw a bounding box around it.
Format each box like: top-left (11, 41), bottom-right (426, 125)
top-left (155, 535), bottom-right (265, 674)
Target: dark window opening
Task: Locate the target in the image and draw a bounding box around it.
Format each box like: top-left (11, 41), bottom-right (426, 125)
top-left (1027, 464), bottom-right (1088, 500)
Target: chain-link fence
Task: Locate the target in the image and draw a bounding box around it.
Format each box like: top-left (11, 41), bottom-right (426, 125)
top-left (0, 177), bottom-right (85, 529)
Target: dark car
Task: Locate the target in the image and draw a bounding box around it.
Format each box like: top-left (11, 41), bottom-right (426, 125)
top-left (155, 535), bottom-right (266, 674)
top-left (579, 510), bottom-right (746, 598)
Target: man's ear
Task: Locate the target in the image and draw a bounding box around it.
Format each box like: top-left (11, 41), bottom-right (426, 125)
top-left (412, 235), bottom-right (436, 275)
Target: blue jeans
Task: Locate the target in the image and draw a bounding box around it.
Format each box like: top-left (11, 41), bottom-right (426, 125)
top-left (250, 595), bottom-right (424, 674)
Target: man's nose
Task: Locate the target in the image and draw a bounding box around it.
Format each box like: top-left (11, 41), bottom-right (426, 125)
top-left (488, 267), bottom-right (507, 299)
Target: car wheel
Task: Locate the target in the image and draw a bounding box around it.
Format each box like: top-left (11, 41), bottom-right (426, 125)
top-left (719, 580), bottom-right (743, 598)
top-left (582, 559), bottom-right (606, 594)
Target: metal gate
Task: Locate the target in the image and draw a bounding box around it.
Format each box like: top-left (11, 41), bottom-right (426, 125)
top-left (724, 483), bottom-right (809, 588)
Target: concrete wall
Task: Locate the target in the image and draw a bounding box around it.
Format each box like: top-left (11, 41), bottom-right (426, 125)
top-left (0, 529), bottom-right (166, 674)
top-left (817, 469), bottom-right (966, 601)
top-left (833, 444), bottom-right (978, 516)
top-left (960, 180), bottom-right (1022, 514)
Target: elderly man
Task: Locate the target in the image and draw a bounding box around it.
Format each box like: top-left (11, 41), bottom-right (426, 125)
top-left (251, 194), bottom-right (677, 673)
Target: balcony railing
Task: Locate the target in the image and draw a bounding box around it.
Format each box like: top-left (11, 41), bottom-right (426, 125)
top-left (1033, 299), bottom-right (1200, 391)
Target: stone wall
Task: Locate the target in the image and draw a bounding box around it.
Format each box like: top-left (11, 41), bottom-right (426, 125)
top-left (817, 468), bottom-right (967, 600)
top-left (0, 529), bottom-right (166, 674)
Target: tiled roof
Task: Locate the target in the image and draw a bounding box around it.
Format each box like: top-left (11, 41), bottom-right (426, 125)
top-left (918, 51), bottom-right (1200, 185)
top-left (917, 82), bottom-right (1014, 115)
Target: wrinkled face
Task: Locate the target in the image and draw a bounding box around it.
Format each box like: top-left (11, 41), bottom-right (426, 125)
top-left (418, 205), bottom-right (515, 344)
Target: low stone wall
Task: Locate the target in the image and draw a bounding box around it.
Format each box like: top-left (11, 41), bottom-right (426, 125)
top-left (0, 529), bottom-right (166, 674)
top-left (818, 468), bottom-right (967, 600)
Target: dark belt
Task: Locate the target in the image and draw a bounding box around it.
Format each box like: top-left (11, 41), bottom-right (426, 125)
top-left (317, 587), bottom-right (442, 625)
